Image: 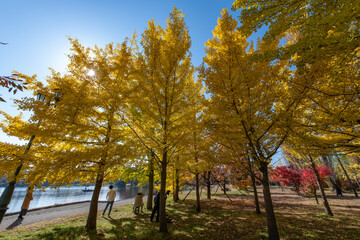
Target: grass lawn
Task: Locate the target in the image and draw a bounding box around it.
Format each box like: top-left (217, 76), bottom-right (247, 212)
top-left (0, 187), bottom-right (359, 239)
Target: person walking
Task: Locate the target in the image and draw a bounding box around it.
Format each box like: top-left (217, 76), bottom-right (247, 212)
top-left (18, 187), bottom-right (33, 220)
top-left (102, 185), bottom-right (116, 217)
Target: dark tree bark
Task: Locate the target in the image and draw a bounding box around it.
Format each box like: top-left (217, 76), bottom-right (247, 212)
top-left (206, 171), bottom-right (211, 200)
top-left (259, 160), bottom-right (279, 240)
top-left (147, 151), bottom-right (155, 210)
top-left (329, 177), bottom-right (342, 196)
top-left (222, 182), bottom-right (227, 195)
top-left (323, 155), bottom-right (342, 194)
top-left (159, 151), bottom-right (168, 233)
top-left (173, 167), bottom-right (180, 202)
top-left (213, 184), bottom-right (219, 196)
top-left (250, 173), bottom-right (261, 214)
top-left (354, 174), bottom-right (360, 189)
top-left (85, 171), bottom-right (104, 230)
top-left (313, 188), bottom-right (319, 204)
top-left (195, 172), bottom-right (201, 212)
top-left (310, 161), bottom-right (333, 216)
top-left (182, 185), bottom-right (195, 201)
top-left (335, 154), bottom-right (358, 198)
top-left (248, 157), bottom-right (260, 214)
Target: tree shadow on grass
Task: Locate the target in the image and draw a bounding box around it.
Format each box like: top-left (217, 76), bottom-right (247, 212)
top-left (277, 210), bottom-right (360, 240)
top-left (325, 195), bottom-right (359, 200)
top-left (101, 203), bottom-right (238, 240)
top-left (167, 199), bottom-right (268, 240)
top-left (274, 202), bottom-right (322, 212)
top-left (104, 214), bottom-right (172, 240)
top-left (329, 204), bottom-right (360, 211)
top-left (32, 225), bottom-right (104, 240)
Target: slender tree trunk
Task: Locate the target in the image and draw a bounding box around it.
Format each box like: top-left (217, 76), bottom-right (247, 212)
top-left (354, 174), bottom-right (360, 189)
top-left (147, 151), bottom-right (154, 210)
top-left (335, 154), bottom-right (359, 198)
top-left (193, 132), bottom-right (201, 211)
top-left (313, 188), bottom-right (319, 204)
top-left (310, 162), bottom-right (333, 216)
top-left (195, 172), bottom-right (201, 212)
top-left (323, 155), bottom-right (342, 193)
top-left (259, 161), bottom-right (279, 240)
top-left (173, 167), bottom-right (180, 202)
top-left (213, 184), bottom-right (219, 196)
top-left (182, 185), bottom-right (195, 201)
top-left (207, 171), bottom-right (211, 200)
top-left (85, 171), bottom-right (104, 230)
top-left (329, 177), bottom-right (342, 195)
top-left (159, 151), bottom-right (168, 233)
top-left (215, 181), bottom-right (232, 202)
top-left (248, 157), bottom-right (260, 214)
top-left (251, 173), bottom-right (261, 214)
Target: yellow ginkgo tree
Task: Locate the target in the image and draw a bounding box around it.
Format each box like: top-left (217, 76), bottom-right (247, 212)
top-left (199, 9), bottom-right (308, 240)
top-left (1, 37), bottom-right (137, 230)
top-left (125, 8), bottom-right (199, 233)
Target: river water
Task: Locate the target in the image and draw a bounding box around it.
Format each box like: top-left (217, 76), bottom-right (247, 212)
top-left (0, 185), bottom-right (148, 214)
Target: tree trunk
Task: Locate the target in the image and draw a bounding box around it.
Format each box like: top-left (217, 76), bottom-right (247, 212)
top-left (147, 151), bottom-right (155, 210)
top-left (213, 184), bottom-right (219, 196)
top-left (195, 172), bottom-right (201, 212)
top-left (329, 177), bottom-right (342, 195)
top-left (0, 135), bottom-right (36, 224)
top-left (182, 185), bottom-right (195, 201)
top-left (310, 162), bottom-right (333, 216)
top-left (159, 151), bottom-right (168, 233)
top-left (173, 167), bottom-right (180, 202)
top-left (323, 155), bottom-right (342, 194)
top-left (251, 173), bottom-right (261, 214)
top-left (207, 171), bottom-right (211, 200)
top-left (85, 171), bottom-right (104, 230)
top-left (335, 154), bottom-right (359, 198)
top-left (313, 188), bottom-right (319, 204)
top-left (259, 161), bottom-right (279, 240)
top-left (354, 174), bottom-right (360, 189)
top-left (248, 157), bottom-right (260, 214)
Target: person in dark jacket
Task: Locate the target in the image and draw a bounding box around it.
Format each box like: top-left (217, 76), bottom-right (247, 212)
top-left (336, 186), bottom-right (343, 197)
top-left (150, 190), bottom-right (170, 222)
top-left (150, 192), bottom-right (160, 222)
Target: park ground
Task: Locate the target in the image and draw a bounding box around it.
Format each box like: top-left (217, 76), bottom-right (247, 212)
top-left (0, 186), bottom-right (359, 239)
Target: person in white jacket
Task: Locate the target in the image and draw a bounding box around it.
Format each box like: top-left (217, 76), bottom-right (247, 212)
top-left (102, 185), bottom-right (116, 217)
top-left (133, 192), bottom-right (144, 214)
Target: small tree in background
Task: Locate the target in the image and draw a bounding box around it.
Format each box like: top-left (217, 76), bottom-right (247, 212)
top-left (301, 166), bottom-right (332, 203)
top-left (271, 166), bottom-right (302, 194)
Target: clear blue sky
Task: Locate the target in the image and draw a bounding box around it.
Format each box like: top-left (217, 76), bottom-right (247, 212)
top-left (0, 0), bottom-right (234, 140)
top-left (1, 0), bottom-right (239, 81)
top-left (0, 0), bottom-right (281, 161)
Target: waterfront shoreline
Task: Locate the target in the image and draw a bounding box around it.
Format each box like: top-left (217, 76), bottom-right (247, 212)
top-left (4, 200), bottom-right (108, 216)
top-left (0, 185), bottom-right (147, 214)
top-left (0, 196), bottom-right (147, 231)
